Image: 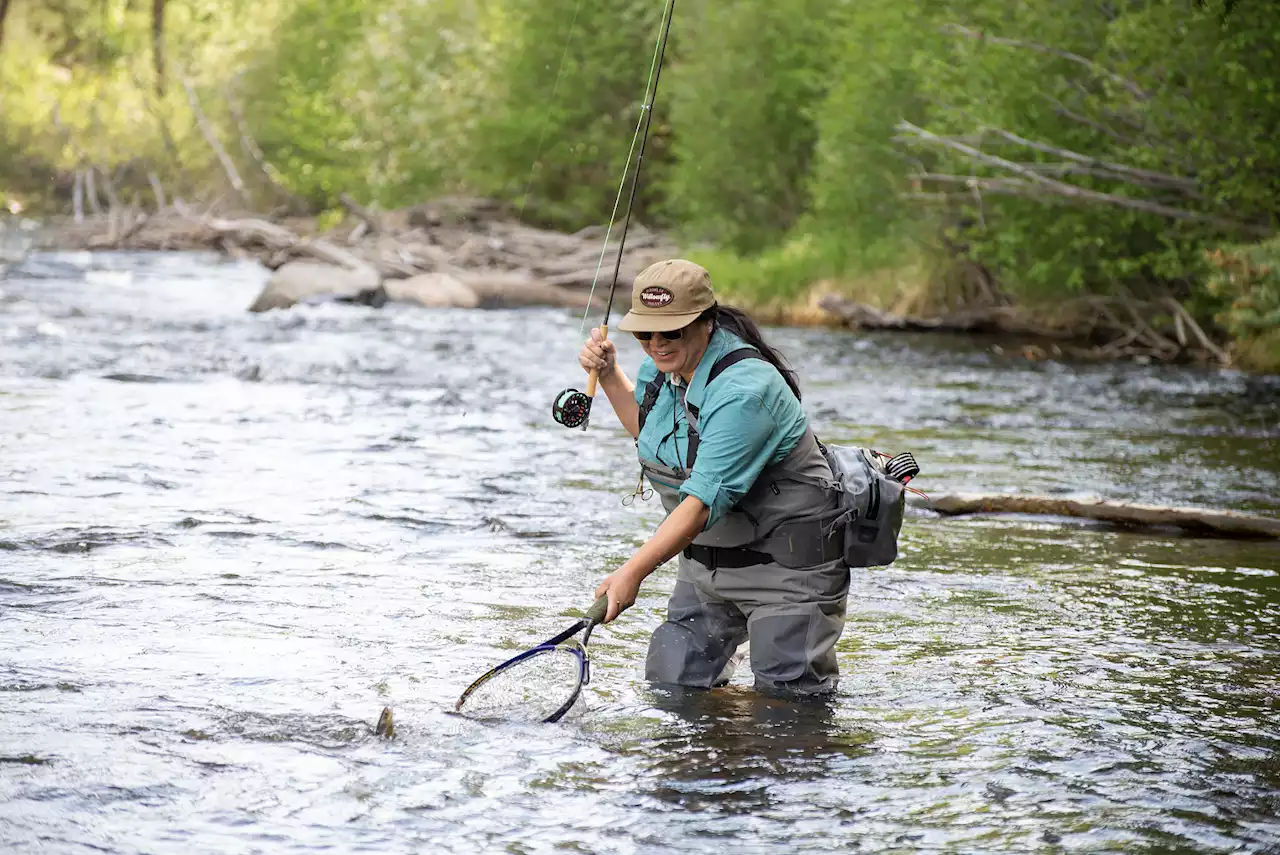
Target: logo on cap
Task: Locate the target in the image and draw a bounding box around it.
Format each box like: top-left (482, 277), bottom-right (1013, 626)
top-left (639, 286), bottom-right (674, 309)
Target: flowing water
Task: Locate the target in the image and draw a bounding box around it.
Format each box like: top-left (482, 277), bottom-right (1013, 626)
top-left (1, 251), bottom-right (1278, 854)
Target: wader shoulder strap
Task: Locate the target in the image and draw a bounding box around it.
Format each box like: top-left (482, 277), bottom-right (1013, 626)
top-left (684, 348), bottom-right (766, 469)
top-left (683, 348), bottom-right (766, 422)
top-left (637, 373), bottom-right (665, 433)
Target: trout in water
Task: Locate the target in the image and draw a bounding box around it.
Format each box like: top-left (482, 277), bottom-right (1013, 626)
top-left (375, 706), bottom-right (394, 740)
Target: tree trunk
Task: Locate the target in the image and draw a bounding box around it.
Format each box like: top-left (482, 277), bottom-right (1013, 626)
top-left (152, 0), bottom-right (167, 95)
top-left (0, 0), bottom-right (11, 53)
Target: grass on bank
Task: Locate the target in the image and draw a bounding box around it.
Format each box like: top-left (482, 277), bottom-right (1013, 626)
top-left (682, 230), bottom-right (934, 326)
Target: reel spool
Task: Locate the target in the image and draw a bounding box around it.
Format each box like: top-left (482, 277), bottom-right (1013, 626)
top-left (554, 326), bottom-right (607, 430)
top-left (553, 388), bottom-right (592, 429)
top-left (885, 452), bottom-right (920, 484)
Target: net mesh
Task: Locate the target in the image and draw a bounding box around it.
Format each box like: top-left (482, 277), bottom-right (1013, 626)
top-left (458, 646), bottom-right (584, 723)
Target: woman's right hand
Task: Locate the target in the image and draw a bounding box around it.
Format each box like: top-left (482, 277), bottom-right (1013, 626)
top-left (578, 327), bottom-right (617, 377)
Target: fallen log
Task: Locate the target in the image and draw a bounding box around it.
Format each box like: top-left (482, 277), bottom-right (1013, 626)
top-left (913, 493), bottom-right (1280, 539)
top-left (820, 295), bottom-right (1069, 336)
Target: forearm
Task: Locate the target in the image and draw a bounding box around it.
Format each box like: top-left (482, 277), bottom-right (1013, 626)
top-left (599, 363), bottom-right (640, 439)
top-left (596, 495), bottom-right (709, 622)
top-left (626, 495), bottom-right (708, 580)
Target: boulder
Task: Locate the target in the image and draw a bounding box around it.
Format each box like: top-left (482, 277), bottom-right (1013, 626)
top-left (248, 260), bottom-right (381, 312)
top-left (384, 273), bottom-right (481, 309)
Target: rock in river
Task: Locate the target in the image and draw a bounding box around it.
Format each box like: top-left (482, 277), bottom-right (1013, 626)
top-left (248, 260), bottom-right (382, 313)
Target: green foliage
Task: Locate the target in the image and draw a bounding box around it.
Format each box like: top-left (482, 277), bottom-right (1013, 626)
top-left (238, 0), bottom-right (374, 208)
top-left (880, 0), bottom-right (1280, 301)
top-left (0, 0), bottom-right (285, 209)
top-left (462, 0), bottom-right (668, 229)
top-left (1205, 238), bottom-right (1280, 368)
top-left (1206, 234), bottom-right (1280, 370)
top-left (805, 0), bottom-right (939, 256)
top-left (661, 0), bottom-right (836, 252)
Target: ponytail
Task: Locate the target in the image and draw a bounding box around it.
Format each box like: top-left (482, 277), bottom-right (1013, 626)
top-left (699, 304), bottom-right (802, 401)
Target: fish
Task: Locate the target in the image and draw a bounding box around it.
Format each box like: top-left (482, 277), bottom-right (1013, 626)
top-left (375, 706), bottom-right (394, 740)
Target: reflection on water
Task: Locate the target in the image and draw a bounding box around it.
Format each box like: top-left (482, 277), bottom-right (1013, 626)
top-left (0, 251), bottom-right (1278, 853)
top-left (627, 687), bottom-right (875, 814)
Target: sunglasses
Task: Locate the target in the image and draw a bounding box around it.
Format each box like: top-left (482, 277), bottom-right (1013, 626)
top-left (632, 328), bottom-right (685, 342)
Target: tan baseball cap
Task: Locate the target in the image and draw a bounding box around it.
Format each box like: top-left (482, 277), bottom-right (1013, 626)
top-left (615, 259), bottom-right (716, 333)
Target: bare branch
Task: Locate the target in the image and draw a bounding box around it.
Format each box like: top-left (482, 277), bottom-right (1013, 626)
top-left (225, 75), bottom-right (306, 211)
top-left (85, 167), bottom-right (102, 216)
top-left (72, 170), bottom-right (85, 223)
top-left (933, 105), bottom-right (1199, 194)
top-left (147, 172), bottom-right (167, 210)
top-left (338, 193), bottom-right (380, 233)
top-left (1163, 296), bottom-right (1230, 365)
top-left (1041, 94), bottom-right (1142, 147)
top-left (897, 121), bottom-right (1269, 235)
top-left (979, 125), bottom-right (1200, 195)
top-left (97, 166), bottom-right (121, 212)
top-left (910, 173), bottom-right (1042, 196)
top-left (943, 23), bottom-right (1149, 100)
top-left (183, 76), bottom-right (250, 207)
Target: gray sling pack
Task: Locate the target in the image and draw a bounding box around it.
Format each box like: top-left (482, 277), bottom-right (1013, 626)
top-left (814, 442), bottom-right (908, 568)
top-left (638, 347), bottom-right (920, 569)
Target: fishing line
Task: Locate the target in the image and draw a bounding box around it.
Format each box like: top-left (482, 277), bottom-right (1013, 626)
top-left (554, 0), bottom-right (677, 430)
top-left (578, 18), bottom-right (668, 336)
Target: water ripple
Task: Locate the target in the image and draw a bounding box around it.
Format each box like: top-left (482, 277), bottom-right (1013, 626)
top-left (0, 252), bottom-right (1277, 854)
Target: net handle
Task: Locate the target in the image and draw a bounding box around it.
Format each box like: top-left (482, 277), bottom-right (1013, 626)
top-left (585, 593), bottom-right (609, 626)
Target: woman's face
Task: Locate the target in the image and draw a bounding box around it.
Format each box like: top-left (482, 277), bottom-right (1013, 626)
top-left (637, 319), bottom-right (713, 379)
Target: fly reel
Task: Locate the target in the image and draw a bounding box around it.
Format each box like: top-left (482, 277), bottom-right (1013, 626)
top-left (553, 388), bottom-right (592, 429)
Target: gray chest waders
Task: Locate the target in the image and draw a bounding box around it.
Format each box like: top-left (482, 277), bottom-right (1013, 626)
top-left (635, 349), bottom-right (851, 696)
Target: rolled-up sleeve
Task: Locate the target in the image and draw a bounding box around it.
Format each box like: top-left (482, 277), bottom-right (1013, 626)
top-left (679, 392), bottom-right (778, 528)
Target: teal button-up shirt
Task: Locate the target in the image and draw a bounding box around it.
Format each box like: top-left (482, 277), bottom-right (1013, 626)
top-left (633, 327), bottom-right (808, 528)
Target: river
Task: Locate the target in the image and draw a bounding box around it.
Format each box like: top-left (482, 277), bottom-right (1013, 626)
top-left (2, 251), bottom-right (1278, 854)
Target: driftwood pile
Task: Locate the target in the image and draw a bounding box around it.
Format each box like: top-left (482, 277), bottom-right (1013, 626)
top-left (914, 493), bottom-right (1280, 539)
top-left (819, 293), bottom-right (1232, 366)
top-left (42, 196), bottom-right (680, 312)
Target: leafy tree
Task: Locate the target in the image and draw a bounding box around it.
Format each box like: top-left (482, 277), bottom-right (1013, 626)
top-left (463, 0), bottom-right (668, 228)
top-left (661, 0), bottom-right (836, 252)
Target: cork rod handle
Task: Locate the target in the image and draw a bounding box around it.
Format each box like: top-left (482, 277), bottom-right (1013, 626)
top-left (585, 324), bottom-right (609, 398)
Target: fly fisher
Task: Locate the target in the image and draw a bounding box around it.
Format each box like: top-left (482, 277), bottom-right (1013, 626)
top-left (579, 259), bottom-right (858, 697)
top-left (472, 0), bottom-right (917, 717)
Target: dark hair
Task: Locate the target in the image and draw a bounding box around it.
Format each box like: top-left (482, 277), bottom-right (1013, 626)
top-left (698, 304), bottom-right (802, 401)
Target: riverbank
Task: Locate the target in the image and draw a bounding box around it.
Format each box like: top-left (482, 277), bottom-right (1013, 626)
top-left (12, 201), bottom-right (1261, 372)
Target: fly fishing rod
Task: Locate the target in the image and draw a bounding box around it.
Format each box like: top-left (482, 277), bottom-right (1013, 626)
top-left (552, 0), bottom-right (677, 430)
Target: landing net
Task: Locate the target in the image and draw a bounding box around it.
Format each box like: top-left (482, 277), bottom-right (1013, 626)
top-left (456, 645), bottom-right (586, 724)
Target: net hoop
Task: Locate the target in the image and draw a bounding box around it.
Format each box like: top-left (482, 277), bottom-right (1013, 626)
top-left (456, 640), bottom-right (589, 724)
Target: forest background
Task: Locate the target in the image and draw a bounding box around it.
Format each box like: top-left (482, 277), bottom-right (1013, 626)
top-left (1, 0), bottom-right (1278, 369)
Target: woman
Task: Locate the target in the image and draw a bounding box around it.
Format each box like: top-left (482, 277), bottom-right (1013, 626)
top-left (579, 258), bottom-right (849, 697)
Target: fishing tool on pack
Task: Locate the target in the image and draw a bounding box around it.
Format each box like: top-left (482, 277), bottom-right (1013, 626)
top-left (552, 0), bottom-right (677, 430)
top-left (455, 595), bottom-right (609, 724)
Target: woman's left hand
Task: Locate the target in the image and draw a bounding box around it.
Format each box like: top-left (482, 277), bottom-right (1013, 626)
top-left (594, 563), bottom-right (645, 623)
